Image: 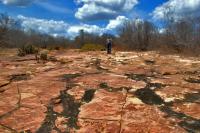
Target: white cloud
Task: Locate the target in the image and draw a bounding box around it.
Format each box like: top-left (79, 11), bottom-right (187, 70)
top-left (67, 24), bottom-right (105, 38)
top-left (75, 0), bottom-right (138, 20)
top-left (17, 15), bottom-right (106, 39)
top-left (0, 0), bottom-right (35, 6)
top-left (17, 15), bottom-right (129, 39)
top-left (68, 16), bottom-right (130, 38)
top-left (17, 15), bottom-right (69, 37)
top-left (152, 0), bottom-right (200, 20)
top-left (106, 16), bottom-right (129, 30)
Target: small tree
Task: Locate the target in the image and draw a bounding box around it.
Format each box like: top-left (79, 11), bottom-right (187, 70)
top-left (118, 19), bottom-right (157, 51)
top-left (0, 13), bottom-right (17, 47)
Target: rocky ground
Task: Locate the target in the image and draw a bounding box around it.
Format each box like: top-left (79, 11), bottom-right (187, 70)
top-left (0, 49), bottom-right (200, 133)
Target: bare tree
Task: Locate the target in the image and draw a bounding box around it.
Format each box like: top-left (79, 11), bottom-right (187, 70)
top-left (174, 19), bottom-right (193, 46)
top-left (0, 13), bottom-right (9, 47)
top-left (118, 19), bottom-right (157, 51)
top-left (0, 13), bottom-right (17, 47)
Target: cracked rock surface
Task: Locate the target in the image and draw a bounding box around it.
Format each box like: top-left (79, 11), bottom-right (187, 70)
top-left (0, 49), bottom-right (200, 133)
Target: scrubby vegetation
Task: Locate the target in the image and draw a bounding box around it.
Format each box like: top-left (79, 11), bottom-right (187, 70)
top-left (1, 11), bottom-right (200, 56)
top-left (40, 51), bottom-right (48, 61)
top-left (0, 13), bottom-right (73, 50)
top-left (81, 44), bottom-right (105, 51)
top-left (18, 44), bottom-right (38, 56)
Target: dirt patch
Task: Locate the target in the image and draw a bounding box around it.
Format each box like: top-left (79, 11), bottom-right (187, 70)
top-left (60, 90), bottom-right (81, 129)
top-left (172, 91), bottom-right (200, 104)
top-left (129, 73), bottom-right (166, 105)
top-left (81, 89), bottom-right (96, 103)
top-left (130, 72), bottom-right (200, 132)
top-left (160, 106), bottom-right (200, 133)
top-left (35, 73), bottom-right (84, 133)
top-left (10, 74), bottom-right (31, 81)
top-left (36, 89), bottom-right (81, 133)
top-left (135, 87), bottom-right (164, 105)
top-left (179, 120), bottom-right (200, 132)
top-left (184, 92), bottom-right (200, 103)
top-left (61, 73), bottom-right (81, 82)
top-left (36, 104), bottom-right (58, 133)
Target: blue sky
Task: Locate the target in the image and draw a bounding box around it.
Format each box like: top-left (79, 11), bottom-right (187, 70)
top-left (0, 0), bottom-right (200, 38)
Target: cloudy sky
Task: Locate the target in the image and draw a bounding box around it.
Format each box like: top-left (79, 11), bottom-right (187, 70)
top-left (0, 0), bottom-right (200, 38)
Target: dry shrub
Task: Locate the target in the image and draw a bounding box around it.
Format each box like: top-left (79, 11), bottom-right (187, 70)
top-left (80, 44), bottom-right (105, 51)
top-left (18, 44), bottom-right (38, 56)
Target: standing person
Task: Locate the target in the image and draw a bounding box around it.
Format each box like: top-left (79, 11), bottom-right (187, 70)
top-left (106, 38), bottom-right (112, 54)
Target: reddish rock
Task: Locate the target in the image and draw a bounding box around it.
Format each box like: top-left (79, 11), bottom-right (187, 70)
top-left (79, 89), bottom-right (126, 121)
top-left (155, 65), bottom-right (180, 75)
top-left (74, 73), bottom-right (136, 89)
top-left (1, 50), bottom-right (200, 132)
top-left (53, 104), bottom-right (63, 113)
top-left (67, 86), bottom-right (86, 101)
top-left (110, 65), bottom-right (152, 75)
top-left (121, 103), bottom-right (186, 133)
top-left (150, 74), bottom-right (186, 86)
top-left (0, 77), bottom-right (10, 88)
top-left (0, 124), bottom-right (15, 133)
top-left (173, 103), bottom-right (200, 119)
top-left (0, 84), bottom-right (19, 116)
top-left (155, 86), bottom-right (191, 101)
top-left (77, 119), bottom-right (120, 133)
top-left (129, 81), bottom-right (146, 92)
top-left (55, 117), bottom-right (68, 132)
top-left (0, 107), bottom-right (45, 132)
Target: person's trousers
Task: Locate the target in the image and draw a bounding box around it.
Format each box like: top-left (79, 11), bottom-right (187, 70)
top-left (107, 44), bottom-right (112, 54)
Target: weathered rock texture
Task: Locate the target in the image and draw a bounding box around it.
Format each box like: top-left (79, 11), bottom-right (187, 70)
top-left (0, 50), bottom-right (200, 133)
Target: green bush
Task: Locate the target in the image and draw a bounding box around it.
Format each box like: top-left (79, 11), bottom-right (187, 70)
top-left (18, 44), bottom-right (38, 56)
top-left (81, 44), bottom-right (105, 51)
top-left (40, 53), bottom-right (48, 60)
top-left (40, 50), bottom-right (48, 61)
top-left (17, 48), bottom-right (26, 56)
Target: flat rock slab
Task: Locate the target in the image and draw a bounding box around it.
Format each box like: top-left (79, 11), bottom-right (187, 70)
top-left (0, 65), bottom-right (78, 132)
top-left (0, 50), bottom-right (200, 132)
top-left (0, 107), bottom-right (45, 132)
top-left (0, 84), bottom-right (19, 116)
top-left (79, 89), bottom-right (126, 120)
top-left (173, 103), bottom-right (200, 119)
top-left (73, 73), bottom-right (136, 89)
top-left (121, 103), bottom-right (185, 133)
top-left (77, 119), bottom-right (120, 133)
